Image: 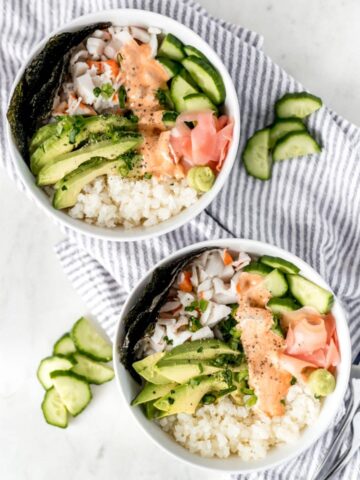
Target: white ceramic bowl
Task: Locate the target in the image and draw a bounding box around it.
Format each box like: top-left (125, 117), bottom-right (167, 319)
top-left (6, 9), bottom-right (240, 242)
top-left (113, 239), bottom-right (351, 474)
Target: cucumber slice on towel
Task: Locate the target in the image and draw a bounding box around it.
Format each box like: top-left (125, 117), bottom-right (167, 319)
top-left (272, 131), bottom-right (321, 162)
top-left (275, 92), bottom-right (323, 119)
top-left (243, 128), bottom-right (272, 180)
top-left (269, 118), bottom-right (306, 148)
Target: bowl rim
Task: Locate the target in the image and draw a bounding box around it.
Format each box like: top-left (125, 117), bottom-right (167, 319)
top-left (113, 238), bottom-right (352, 473)
top-left (5, 8), bottom-right (241, 242)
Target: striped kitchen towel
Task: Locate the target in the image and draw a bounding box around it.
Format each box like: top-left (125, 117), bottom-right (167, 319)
top-left (1, 0), bottom-right (360, 478)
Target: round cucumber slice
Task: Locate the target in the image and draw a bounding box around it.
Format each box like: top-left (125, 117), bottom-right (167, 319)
top-left (275, 92), bottom-right (323, 119)
top-left (272, 131), bottom-right (321, 162)
top-left (187, 166), bottom-right (215, 192)
top-left (243, 128), bottom-right (272, 180)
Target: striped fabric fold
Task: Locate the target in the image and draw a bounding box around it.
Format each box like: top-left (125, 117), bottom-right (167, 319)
top-left (1, 0), bottom-right (360, 478)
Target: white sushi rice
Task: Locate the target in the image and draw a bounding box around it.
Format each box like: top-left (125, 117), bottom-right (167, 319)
top-left (68, 175), bottom-right (200, 228)
top-left (158, 383), bottom-right (321, 460)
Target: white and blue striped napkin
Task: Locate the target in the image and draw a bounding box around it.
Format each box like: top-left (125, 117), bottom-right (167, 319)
top-left (1, 0), bottom-right (360, 478)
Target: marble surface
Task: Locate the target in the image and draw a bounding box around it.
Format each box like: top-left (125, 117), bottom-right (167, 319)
top-left (1, 1), bottom-right (359, 479)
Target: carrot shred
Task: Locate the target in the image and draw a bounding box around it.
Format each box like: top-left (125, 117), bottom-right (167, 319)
top-left (178, 271), bottom-right (192, 292)
top-left (223, 249), bottom-right (233, 266)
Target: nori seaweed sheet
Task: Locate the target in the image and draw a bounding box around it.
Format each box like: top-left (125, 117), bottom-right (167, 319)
top-left (6, 22), bottom-right (111, 162)
top-left (119, 247), bottom-right (221, 382)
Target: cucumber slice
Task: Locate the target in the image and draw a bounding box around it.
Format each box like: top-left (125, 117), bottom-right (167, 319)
top-left (184, 45), bottom-right (206, 60)
top-left (182, 56), bottom-right (225, 105)
top-left (131, 382), bottom-right (177, 406)
top-left (51, 370), bottom-right (92, 416)
top-left (272, 131), bottom-right (321, 162)
top-left (158, 33), bottom-right (185, 61)
top-left (243, 261), bottom-right (272, 276)
top-left (156, 56), bottom-right (181, 78)
top-left (156, 88), bottom-right (174, 110)
top-left (41, 387), bottom-right (68, 428)
top-left (267, 297), bottom-right (300, 315)
top-left (269, 118), bottom-right (306, 148)
top-left (243, 128), bottom-right (272, 180)
top-left (260, 255), bottom-right (300, 274)
top-left (264, 269), bottom-right (288, 297)
top-left (162, 111), bottom-right (178, 128)
top-left (71, 317), bottom-right (112, 362)
top-left (53, 333), bottom-right (76, 356)
top-left (37, 355), bottom-right (75, 390)
top-left (183, 93), bottom-right (217, 113)
top-left (287, 274), bottom-right (334, 314)
top-left (170, 74), bottom-right (198, 112)
top-left (71, 353), bottom-right (114, 385)
top-left (275, 92), bottom-right (323, 119)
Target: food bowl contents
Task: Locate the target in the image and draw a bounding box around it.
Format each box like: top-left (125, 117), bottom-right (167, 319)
top-left (120, 248), bottom-right (340, 459)
top-left (243, 92), bottom-right (322, 181)
top-left (37, 317), bottom-right (114, 428)
top-left (7, 24), bottom-right (233, 229)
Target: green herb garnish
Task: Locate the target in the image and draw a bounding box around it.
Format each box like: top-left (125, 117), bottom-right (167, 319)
top-left (290, 376), bottom-right (297, 385)
top-left (163, 335), bottom-right (173, 345)
top-left (143, 172), bottom-right (152, 180)
top-left (93, 83), bottom-right (115, 99)
top-left (199, 299), bottom-right (209, 313)
top-left (189, 316), bottom-right (202, 332)
top-left (118, 85), bottom-right (127, 108)
top-left (245, 395), bottom-right (257, 407)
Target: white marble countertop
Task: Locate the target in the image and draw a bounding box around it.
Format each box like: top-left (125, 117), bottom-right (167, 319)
top-left (1, 1), bottom-right (359, 479)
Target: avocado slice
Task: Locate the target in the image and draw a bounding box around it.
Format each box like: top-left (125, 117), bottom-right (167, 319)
top-left (158, 339), bottom-right (240, 363)
top-left (156, 359), bottom-right (221, 383)
top-left (29, 122), bottom-right (58, 154)
top-left (131, 382), bottom-right (177, 406)
top-left (133, 352), bottom-right (169, 385)
top-left (37, 132), bottom-right (142, 186)
top-left (53, 155), bottom-right (140, 210)
top-left (30, 115), bottom-right (138, 175)
top-left (154, 373), bottom-right (229, 415)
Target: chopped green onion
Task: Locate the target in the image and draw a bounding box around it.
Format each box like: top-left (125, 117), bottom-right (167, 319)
top-left (199, 299), bottom-right (209, 312)
top-left (143, 172), bottom-right (152, 180)
top-left (93, 87), bottom-right (101, 97)
top-left (245, 395), bottom-right (257, 407)
top-left (118, 85), bottom-right (127, 108)
top-left (101, 83), bottom-right (115, 99)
